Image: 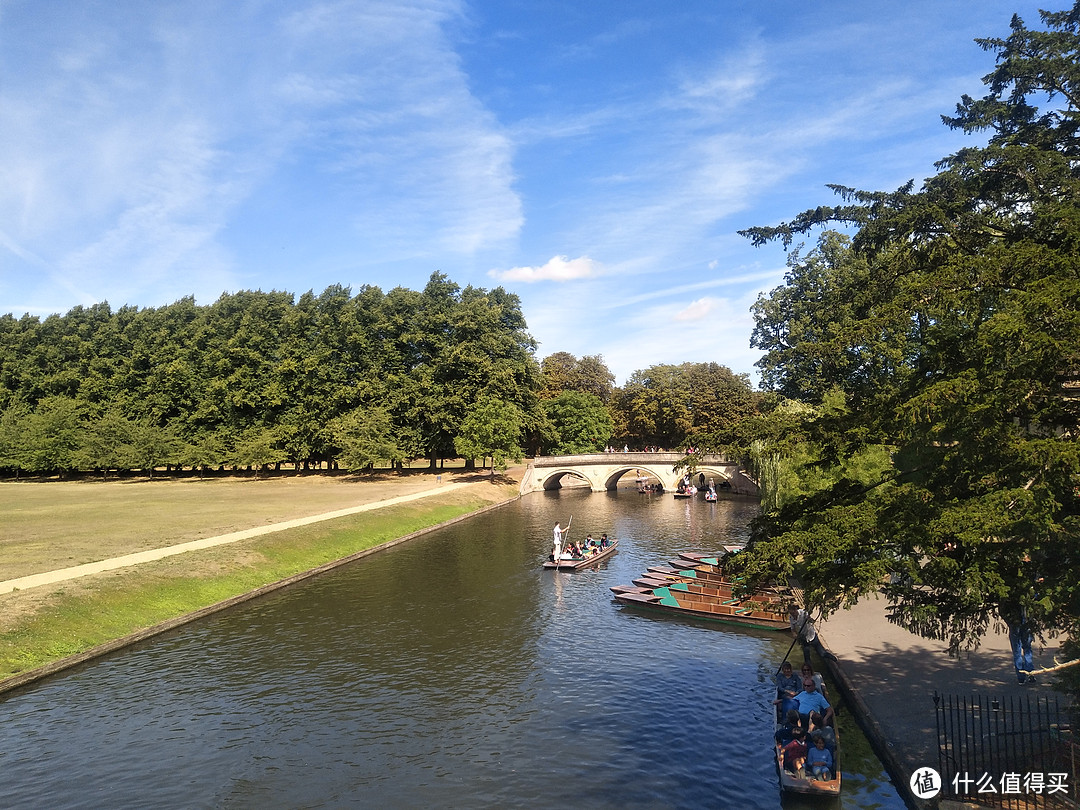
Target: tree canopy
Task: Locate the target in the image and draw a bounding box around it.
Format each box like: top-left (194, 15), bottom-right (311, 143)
top-left (0, 273), bottom-right (540, 475)
top-left (733, 4), bottom-right (1080, 659)
top-left (541, 390), bottom-right (615, 454)
top-left (0, 283), bottom-right (764, 477)
top-left (613, 362), bottom-right (762, 450)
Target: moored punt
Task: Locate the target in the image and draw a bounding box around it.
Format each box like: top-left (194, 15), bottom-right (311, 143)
top-left (676, 548), bottom-right (745, 565)
top-left (543, 539), bottom-right (619, 570)
top-left (631, 577), bottom-right (789, 608)
top-left (665, 565), bottom-right (735, 582)
top-left (649, 565), bottom-right (736, 587)
top-left (610, 584), bottom-right (789, 631)
top-left (775, 722), bottom-right (842, 797)
top-left (677, 551), bottom-right (725, 566)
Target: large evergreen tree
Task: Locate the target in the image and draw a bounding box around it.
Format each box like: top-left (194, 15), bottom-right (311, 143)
top-left (735, 5), bottom-right (1080, 660)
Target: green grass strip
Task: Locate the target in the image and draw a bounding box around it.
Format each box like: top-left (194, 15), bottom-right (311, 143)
top-left (0, 497), bottom-right (486, 679)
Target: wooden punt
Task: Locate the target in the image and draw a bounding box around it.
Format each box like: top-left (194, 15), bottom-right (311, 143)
top-left (677, 552), bottom-right (726, 566)
top-left (776, 722), bottom-right (842, 797)
top-left (677, 546), bottom-right (744, 564)
top-left (543, 539), bottom-right (618, 570)
top-left (632, 578), bottom-right (790, 610)
top-left (610, 584), bottom-right (789, 630)
top-left (649, 565), bottom-right (737, 587)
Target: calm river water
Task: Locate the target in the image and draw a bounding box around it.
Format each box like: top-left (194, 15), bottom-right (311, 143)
top-left (0, 488), bottom-right (906, 809)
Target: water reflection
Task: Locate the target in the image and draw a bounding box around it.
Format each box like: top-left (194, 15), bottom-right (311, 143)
top-left (0, 488), bottom-right (904, 809)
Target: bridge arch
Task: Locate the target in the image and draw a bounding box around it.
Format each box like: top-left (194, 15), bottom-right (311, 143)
top-left (600, 465), bottom-right (669, 491)
top-left (537, 468), bottom-right (592, 491)
top-left (685, 466), bottom-right (734, 486)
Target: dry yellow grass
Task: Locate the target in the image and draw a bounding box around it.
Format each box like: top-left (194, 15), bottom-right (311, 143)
top-left (0, 467), bottom-right (513, 581)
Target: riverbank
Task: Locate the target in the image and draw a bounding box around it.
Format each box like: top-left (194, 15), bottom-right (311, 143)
top-left (0, 467), bottom-right (522, 692)
top-left (818, 598), bottom-right (1066, 809)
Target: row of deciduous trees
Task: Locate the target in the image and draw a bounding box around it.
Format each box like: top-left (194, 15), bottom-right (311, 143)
top-left (0, 276), bottom-right (761, 476)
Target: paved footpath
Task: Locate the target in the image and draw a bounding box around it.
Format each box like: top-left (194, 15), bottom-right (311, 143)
top-left (0, 481), bottom-right (472, 595)
top-left (817, 597), bottom-right (1065, 803)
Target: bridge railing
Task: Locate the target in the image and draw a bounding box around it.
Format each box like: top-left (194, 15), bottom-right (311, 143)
top-left (532, 452), bottom-right (729, 467)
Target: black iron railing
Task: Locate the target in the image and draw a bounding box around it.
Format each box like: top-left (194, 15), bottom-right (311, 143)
top-left (934, 691), bottom-right (1078, 809)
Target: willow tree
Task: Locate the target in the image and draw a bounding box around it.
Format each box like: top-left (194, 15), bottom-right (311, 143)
top-left (734, 5), bottom-right (1080, 663)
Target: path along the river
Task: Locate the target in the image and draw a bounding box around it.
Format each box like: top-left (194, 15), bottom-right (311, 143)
top-left (0, 480), bottom-right (474, 595)
top-left (818, 597), bottom-right (1066, 803)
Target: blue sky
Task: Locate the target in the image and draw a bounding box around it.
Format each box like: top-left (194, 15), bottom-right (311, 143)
top-left (0, 0), bottom-right (1054, 384)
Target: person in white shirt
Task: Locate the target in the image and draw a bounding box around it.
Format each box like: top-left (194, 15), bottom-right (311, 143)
top-left (788, 604), bottom-right (838, 664)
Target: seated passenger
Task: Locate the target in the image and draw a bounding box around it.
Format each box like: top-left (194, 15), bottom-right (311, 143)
top-left (799, 663), bottom-right (829, 701)
top-left (774, 661), bottom-right (802, 717)
top-left (774, 709), bottom-right (804, 746)
top-left (781, 728), bottom-right (808, 775)
top-left (806, 733), bottom-right (833, 781)
top-left (600, 533), bottom-right (609, 548)
top-left (793, 679), bottom-right (834, 730)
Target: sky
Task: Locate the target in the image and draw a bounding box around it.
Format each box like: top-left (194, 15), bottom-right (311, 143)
top-left (0, 0), bottom-right (1058, 386)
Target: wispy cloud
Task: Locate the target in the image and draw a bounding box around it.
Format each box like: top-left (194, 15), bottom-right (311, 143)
top-left (489, 255), bottom-right (600, 283)
top-left (673, 40), bottom-right (767, 112)
top-left (0, 0), bottom-right (521, 313)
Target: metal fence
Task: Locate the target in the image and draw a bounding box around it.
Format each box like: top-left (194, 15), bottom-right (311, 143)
top-left (934, 691), bottom-right (1078, 808)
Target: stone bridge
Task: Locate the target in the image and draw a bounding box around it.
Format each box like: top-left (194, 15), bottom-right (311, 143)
top-left (518, 453), bottom-right (759, 497)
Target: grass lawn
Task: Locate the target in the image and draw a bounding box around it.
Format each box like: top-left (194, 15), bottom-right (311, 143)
top-left (0, 465), bottom-right (520, 684)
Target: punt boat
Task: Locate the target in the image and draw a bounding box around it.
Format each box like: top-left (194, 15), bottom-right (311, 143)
top-left (543, 539), bottom-right (619, 570)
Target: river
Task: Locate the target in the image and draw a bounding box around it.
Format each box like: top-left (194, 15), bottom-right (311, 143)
top-left (0, 488), bottom-right (906, 809)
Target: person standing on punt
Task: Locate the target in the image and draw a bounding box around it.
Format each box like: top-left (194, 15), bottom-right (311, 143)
top-left (788, 604), bottom-right (838, 665)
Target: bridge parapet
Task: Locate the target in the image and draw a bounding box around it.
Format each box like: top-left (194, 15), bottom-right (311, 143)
top-left (532, 452), bottom-right (729, 467)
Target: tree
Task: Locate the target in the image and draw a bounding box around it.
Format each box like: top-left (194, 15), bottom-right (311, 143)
top-left (454, 398), bottom-right (525, 473)
top-left (129, 420), bottom-right (182, 478)
top-left (0, 403), bottom-right (31, 475)
top-left (23, 396), bottom-right (85, 475)
top-left (541, 390), bottom-right (615, 454)
top-left (230, 426), bottom-right (287, 477)
top-left (77, 409), bottom-right (136, 477)
top-left (614, 362), bottom-right (760, 449)
top-left (540, 352), bottom-right (616, 402)
top-left (328, 406), bottom-right (403, 471)
top-left (181, 431), bottom-right (227, 477)
top-left (733, 5), bottom-right (1080, 661)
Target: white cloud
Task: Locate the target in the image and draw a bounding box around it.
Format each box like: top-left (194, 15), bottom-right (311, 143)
top-left (489, 255), bottom-right (601, 283)
top-left (674, 297), bottom-right (717, 321)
